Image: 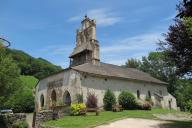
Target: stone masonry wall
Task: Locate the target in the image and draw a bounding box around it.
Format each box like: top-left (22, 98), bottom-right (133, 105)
top-left (0, 113), bottom-right (26, 128)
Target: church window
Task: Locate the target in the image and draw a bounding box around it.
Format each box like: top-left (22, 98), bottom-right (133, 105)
top-left (40, 94), bottom-right (44, 108)
top-left (148, 91), bottom-right (151, 99)
top-left (63, 91), bottom-right (71, 106)
top-left (51, 90), bottom-right (57, 106)
top-left (137, 90), bottom-right (140, 99)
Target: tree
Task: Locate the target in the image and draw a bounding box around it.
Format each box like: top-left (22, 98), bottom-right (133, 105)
top-left (0, 47), bottom-right (21, 108)
top-left (125, 52), bottom-right (177, 95)
top-left (124, 58), bottom-right (141, 69)
top-left (103, 89), bottom-right (116, 110)
top-left (159, 0), bottom-right (192, 77)
top-left (159, 19), bottom-right (192, 77)
top-left (5, 88), bottom-right (35, 112)
top-left (175, 79), bottom-right (192, 110)
top-left (177, 0), bottom-right (192, 18)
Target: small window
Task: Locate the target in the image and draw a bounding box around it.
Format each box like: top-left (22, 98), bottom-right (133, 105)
top-left (40, 94), bottom-right (44, 107)
top-left (137, 90), bottom-right (140, 99)
top-left (148, 91), bottom-right (151, 99)
top-left (104, 78), bottom-right (108, 81)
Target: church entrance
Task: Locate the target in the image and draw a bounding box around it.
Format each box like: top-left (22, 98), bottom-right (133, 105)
top-left (63, 91), bottom-right (71, 106)
top-left (51, 90), bottom-right (57, 106)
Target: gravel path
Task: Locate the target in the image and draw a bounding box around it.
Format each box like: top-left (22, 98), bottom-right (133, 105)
top-left (95, 118), bottom-right (170, 128)
top-left (154, 113), bottom-right (192, 121)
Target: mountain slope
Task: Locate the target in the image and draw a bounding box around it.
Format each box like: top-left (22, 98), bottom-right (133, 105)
top-left (6, 48), bottom-right (62, 79)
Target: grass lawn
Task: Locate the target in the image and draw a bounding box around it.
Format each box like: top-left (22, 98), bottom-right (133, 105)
top-left (44, 108), bottom-right (192, 128)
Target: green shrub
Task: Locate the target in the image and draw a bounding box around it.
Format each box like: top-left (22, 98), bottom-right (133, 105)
top-left (186, 100), bottom-right (192, 113)
top-left (70, 103), bottom-right (86, 116)
top-left (12, 121), bottom-right (28, 128)
top-left (137, 101), bottom-right (152, 110)
top-left (86, 93), bottom-right (98, 108)
top-left (5, 89), bottom-right (34, 113)
top-left (118, 91), bottom-right (137, 109)
top-left (103, 89), bottom-right (116, 110)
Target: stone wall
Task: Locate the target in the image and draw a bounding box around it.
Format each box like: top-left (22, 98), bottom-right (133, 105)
top-left (0, 113), bottom-right (26, 128)
top-left (35, 110), bottom-right (54, 127)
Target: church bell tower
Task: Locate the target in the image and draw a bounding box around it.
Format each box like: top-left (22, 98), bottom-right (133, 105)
top-left (69, 15), bottom-right (100, 66)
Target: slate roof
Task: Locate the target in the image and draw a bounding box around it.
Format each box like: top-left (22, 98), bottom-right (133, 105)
top-left (71, 62), bottom-right (167, 85)
top-left (69, 43), bottom-right (93, 57)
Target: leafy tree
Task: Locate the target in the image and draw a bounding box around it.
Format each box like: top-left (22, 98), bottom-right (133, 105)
top-left (5, 89), bottom-right (35, 113)
top-left (159, 19), bottom-right (192, 77)
top-left (177, 0), bottom-right (192, 18)
top-left (103, 89), bottom-right (116, 110)
top-left (159, 0), bottom-right (192, 77)
top-left (0, 47), bottom-right (21, 108)
top-left (4, 76), bottom-right (37, 112)
top-left (125, 52), bottom-right (177, 95)
top-left (175, 79), bottom-right (192, 111)
top-left (124, 58), bottom-right (141, 69)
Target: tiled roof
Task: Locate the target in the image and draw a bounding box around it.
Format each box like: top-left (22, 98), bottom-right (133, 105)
top-left (71, 62), bottom-right (167, 85)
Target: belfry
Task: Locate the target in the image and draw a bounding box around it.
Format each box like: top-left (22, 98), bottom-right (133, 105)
top-left (69, 15), bottom-right (100, 66)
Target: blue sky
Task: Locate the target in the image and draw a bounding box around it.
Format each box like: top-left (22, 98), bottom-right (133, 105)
top-left (0, 0), bottom-right (179, 68)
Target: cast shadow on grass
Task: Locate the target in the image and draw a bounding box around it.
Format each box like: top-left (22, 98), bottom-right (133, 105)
top-left (152, 120), bottom-right (192, 128)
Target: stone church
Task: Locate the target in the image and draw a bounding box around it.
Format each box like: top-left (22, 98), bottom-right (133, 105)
top-left (35, 16), bottom-right (177, 112)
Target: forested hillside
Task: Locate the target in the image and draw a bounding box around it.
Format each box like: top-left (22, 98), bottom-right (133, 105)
top-left (6, 48), bottom-right (62, 79)
top-left (0, 46), bottom-right (62, 112)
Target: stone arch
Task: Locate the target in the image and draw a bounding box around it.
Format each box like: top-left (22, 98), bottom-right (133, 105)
top-left (51, 90), bottom-right (57, 106)
top-left (40, 94), bottom-right (44, 108)
top-left (63, 91), bottom-right (71, 106)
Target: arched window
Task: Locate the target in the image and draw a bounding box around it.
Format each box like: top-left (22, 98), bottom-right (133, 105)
top-left (137, 90), bottom-right (140, 99)
top-left (40, 94), bottom-right (44, 107)
top-left (148, 91), bottom-right (151, 99)
top-left (51, 90), bottom-right (57, 106)
top-left (63, 91), bottom-right (71, 106)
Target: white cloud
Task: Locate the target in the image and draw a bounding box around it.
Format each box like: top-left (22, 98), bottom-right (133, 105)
top-left (41, 45), bottom-right (72, 55)
top-left (161, 13), bottom-right (176, 22)
top-left (101, 33), bottom-right (163, 53)
top-left (68, 8), bottom-right (122, 26)
top-left (104, 59), bottom-right (127, 66)
top-left (100, 32), bottom-right (164, 65)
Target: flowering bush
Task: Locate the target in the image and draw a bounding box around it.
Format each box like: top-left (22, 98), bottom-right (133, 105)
top-left (86, 93), bottom-right (98, 108)
top-left (70, 103), bottom-right (86, 116)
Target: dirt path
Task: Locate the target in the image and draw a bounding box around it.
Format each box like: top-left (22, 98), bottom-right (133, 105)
top-left (26, 113), bottom-right (33, 128)
top-left (95, 118), bottom-right (170, 128)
